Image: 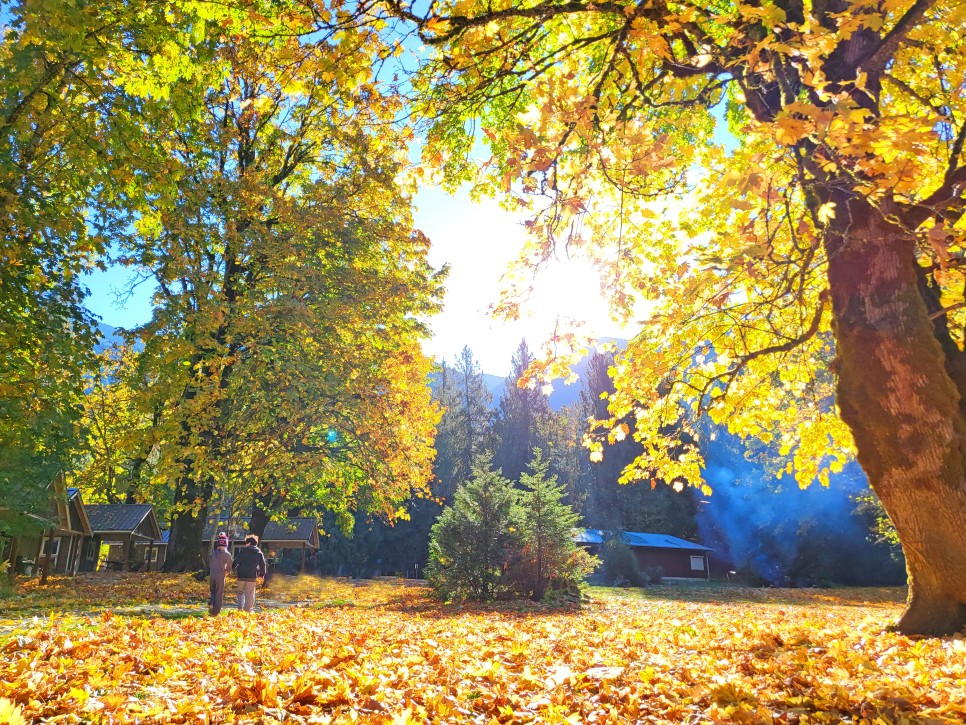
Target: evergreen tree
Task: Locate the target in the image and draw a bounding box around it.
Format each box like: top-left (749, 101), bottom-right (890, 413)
top-left (431, 361), bottom-right (468, 502)
top-left (451, 347), bottom-right (493, 482)
top-left (426, 458), bottom-right (518, 602)
top-left (492, 340), bottom-right (554, 484)
top-left (511, 449), bottom-right (596, 600)
top-left (542, 402), bottom-right (585, 512)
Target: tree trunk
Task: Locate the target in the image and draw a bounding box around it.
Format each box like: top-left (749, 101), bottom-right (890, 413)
top-left (160, 334), bottom-right (236, 572)
top-left (6, 537), bottom-right (19, 585)
top-left (825, 192), bottom-right (966, 635)
top-left (249, 485), bottom-right (281, 540)
top-left (163, 489), bottom-right (209, 572)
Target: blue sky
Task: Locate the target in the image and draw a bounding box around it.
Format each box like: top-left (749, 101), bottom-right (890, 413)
top-left (83, 185), bottom-right (630, 376)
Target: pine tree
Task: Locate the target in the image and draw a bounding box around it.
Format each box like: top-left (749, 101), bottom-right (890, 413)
top-left (451, 347), bottom-right (493, 482)
top-left (426, 458), bottom-right (518, 602)
top-left (512, 449), bottom-right (596, 601)
top-left (431, 361), bottom-right (469, 501)
top-left (492, 340), bottom-right (554, 484)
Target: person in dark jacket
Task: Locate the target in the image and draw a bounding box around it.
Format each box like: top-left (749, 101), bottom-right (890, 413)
top-left (208, 532), bottom-right (233, 615)
top-left (233, 534), bottom-right (267, 612)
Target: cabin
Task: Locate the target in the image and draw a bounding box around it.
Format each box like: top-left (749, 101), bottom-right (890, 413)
top-left (0, 476), bottom-right (93, 577)
top-left (80, 504), bottom-right (164, 572)
top-left (576, 529), bottom-right (713, 580)
top-left (38, 487), bottom-right (95, 576)
top-left (202, 517), bottom-right (320, 573)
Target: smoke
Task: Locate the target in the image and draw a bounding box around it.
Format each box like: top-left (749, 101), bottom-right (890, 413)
top-left (696, 428), bottom-right (905, 586)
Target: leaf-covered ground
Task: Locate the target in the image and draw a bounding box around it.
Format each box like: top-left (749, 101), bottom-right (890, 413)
top-left (1, 575), bottom-right (964, 724)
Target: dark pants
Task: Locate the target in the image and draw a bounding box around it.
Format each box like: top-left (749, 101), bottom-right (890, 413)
top-left (210, 576), bottom-right (227, 615)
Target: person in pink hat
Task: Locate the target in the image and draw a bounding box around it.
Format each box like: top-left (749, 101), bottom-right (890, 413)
top-left (208, 532), bottom-right (233, 615)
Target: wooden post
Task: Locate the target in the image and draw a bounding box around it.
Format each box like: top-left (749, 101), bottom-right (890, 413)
top-left (6, 537), bottom-right (19, 585)
top-left (39, 529), bottom-right (53, 585)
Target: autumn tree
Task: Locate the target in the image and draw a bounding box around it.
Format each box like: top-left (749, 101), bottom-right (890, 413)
top-left (390, 0), bottom-right (966, 634)
top-left (0, 0), bottom-right (221, 543)
top-left (578, 352), bottom-right (697, 537)
top-left (72, 343), bottom-right (164, 509)
top-left (114, 15), bottom-right (443, 570)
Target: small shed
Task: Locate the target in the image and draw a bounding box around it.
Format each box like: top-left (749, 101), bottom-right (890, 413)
top-left (203, 517), bottom-right (320, 573)
top-left (39, 487), bottom-right (94, 576)
top-left (80, 504), bottom-right (164, 572)
top-left (7, 483), bottom-right (94, 577)
top-left (576, 529), bottom-right (713, 580)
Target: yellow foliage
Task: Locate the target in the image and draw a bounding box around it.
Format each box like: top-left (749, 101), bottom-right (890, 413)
top-left (1, 576), bottom-right (964, 723)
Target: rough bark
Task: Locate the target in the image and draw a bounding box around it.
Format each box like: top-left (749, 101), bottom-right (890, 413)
top-left (6, 537), bottom-right (19, 585)
top-left (163, 493), bottom-right (209, 572)
top-left (825, 193), bottom-right (966, 635)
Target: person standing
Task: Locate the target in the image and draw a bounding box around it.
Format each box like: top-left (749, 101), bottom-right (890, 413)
top-left (233, 534), bottom-right (267, 612)
top-left (209, 533), bottom-right (233, 616)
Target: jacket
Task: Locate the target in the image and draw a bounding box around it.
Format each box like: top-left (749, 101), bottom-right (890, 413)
top-left (233, 545), bottom-right (267, 581)
top-left (209, 548), bottom-right (232, 581)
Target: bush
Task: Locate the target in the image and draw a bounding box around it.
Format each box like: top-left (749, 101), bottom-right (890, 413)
top-left (427, 451), bottom-right (596, 603)
top-left (600, 537), bottom-right (646, 587)
top-left (642, 565), bottom-right (664, 585)
top-left (426, 462), bottom-right (520, 602)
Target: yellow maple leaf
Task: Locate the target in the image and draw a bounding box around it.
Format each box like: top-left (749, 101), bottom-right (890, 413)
top-left (817, 202), bottom-right (836, 224)
top-left (0, 699), bottom-right (26, 725)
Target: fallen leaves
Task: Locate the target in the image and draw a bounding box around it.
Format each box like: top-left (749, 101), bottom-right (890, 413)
top-left (0, 577), bottom-right (964, 723)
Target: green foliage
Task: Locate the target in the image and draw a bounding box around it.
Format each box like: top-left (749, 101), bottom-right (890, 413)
top-left (598, 537), bottom-right (646, 588)
top-left (428, 451), bottom-right (595, 602)
top-left (508, 449), bottom-right (597, 600)
top-left (492, 341), bottom-right (554, 484)
top-left (432, 349), bottom-right (493, 500)
top-left (0, 0), bottom-right (225, 534)
top-left (426, 459), bottom-right (519, 602)
top-left (852, 490), bottom-right (901, 551)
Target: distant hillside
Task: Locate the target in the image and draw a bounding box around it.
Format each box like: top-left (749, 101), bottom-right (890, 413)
top-left (546, 337), bottom-right (627, 410)
top-left (95, 323), bottom-right (124, 352)
top-left (95, 322), bottom-right (145, 353)
top-left (482, 373), bottom-right (505, 403)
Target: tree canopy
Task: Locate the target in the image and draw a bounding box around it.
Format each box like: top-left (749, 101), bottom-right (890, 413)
top-left (388, 0), bottom-right (966, 634)
top-left (2, 0), bottom-right (444, 570)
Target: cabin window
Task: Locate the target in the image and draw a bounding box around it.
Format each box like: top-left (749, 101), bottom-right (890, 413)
top-left (85, 540), bottom-right (97, 560)
top-left (147, 548), bottom-right (160, 563)
top-left (690, 556), bottom-right (705, 571)
top-left (40, 537), bottom-right (61, 568)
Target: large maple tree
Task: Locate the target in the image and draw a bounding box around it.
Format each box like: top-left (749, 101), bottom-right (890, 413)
top-left (123, 21), bottom-right (444, 571)
top-left (2, 0), bottom-right (444, 571)
top-left (388, 0), bottom-right (966, 634)
top-left (0, 0), bottom-right (220, 539)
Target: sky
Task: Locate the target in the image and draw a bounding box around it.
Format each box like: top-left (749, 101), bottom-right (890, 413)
top-left (83, 185), bottom-right (634, 377)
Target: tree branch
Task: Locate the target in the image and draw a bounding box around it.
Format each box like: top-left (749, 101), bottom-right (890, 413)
top-left (855, 0), bottom-right (938, 75)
